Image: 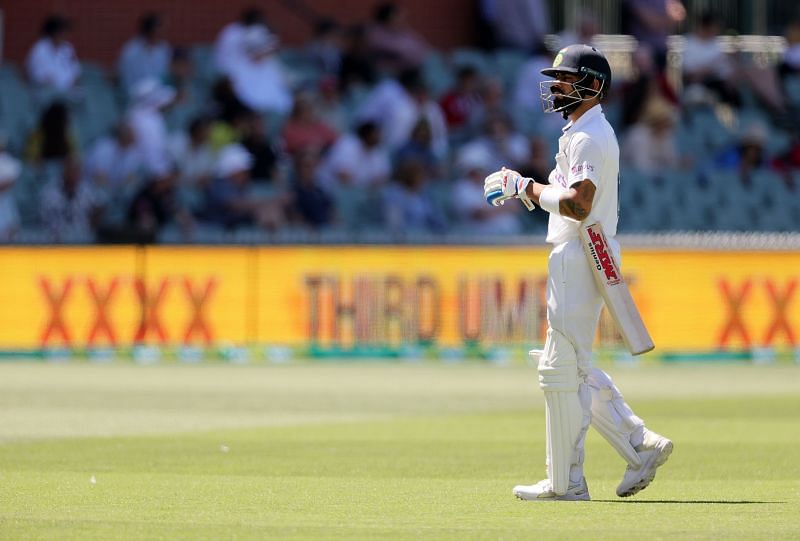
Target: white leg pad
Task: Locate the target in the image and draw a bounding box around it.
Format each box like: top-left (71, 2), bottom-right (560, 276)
top-left (588, 367), bottom-right (644, 468)
top-left (537, 329), bottom-right (587, 495)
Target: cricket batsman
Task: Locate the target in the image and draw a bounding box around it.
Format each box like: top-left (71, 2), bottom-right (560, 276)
top-left (483, 44), bottom-right (672, 500)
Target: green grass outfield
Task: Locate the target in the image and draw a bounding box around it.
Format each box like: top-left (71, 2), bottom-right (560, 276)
top-left (0, 361), bottom-right (798, 540)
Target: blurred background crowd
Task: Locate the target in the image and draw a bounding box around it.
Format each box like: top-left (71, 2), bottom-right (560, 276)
top-left (1, 0), bottom-right (800, 243)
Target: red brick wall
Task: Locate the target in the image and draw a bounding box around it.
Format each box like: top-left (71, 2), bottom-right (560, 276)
top-left (3, 0), bottom-right (479, 66)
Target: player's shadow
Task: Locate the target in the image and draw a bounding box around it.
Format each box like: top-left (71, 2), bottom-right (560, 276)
top-left (596, 499), bottom-right (780, 504)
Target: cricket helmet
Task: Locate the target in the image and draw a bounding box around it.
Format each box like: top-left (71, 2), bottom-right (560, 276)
top-left (540, 44), bottom-right (612, 117)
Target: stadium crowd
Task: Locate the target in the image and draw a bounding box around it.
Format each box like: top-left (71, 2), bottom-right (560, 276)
top-left (1, 0), bottom-right (800, 243)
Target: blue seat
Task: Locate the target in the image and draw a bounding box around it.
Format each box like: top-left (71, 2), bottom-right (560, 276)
top-left (618, 169), bottom-right (656, 232)
top-left (0, 64), bottom-right (38, 154)
top-left (73, 79), bottom-right (120, 148)
top-left (450, 48), bottom-right (491, 74)
top-left (493, 49), bottom-right (527, 91)
top-left (191, 45), bottom-right (218, 89)
top-left (13, 165), bottom-right (44, 227)
top-left (783, 75), bottom-right (800, 107)
top-left (422, 51), bottom-right (453, 99)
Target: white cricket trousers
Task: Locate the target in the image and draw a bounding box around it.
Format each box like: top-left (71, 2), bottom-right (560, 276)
top-left (546, 237), bottom-right (618, 370)
top-left (545, 237), bottom-right (644, 483)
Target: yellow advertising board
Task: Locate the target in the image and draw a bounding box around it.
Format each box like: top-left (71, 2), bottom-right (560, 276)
top-left (0, 247), bottom-right (139, 349)
top-left (141, 247), bottom-right (253, 346)
top-left (256, 246), bottom-right (552, 348)
top-left (624, 250), bottom-right (800, 351)
top-left (0, 246), bottom-right (798, 354)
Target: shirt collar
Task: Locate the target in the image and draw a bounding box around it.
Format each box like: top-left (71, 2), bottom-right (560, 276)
top-left (562, 104), bottom-right (603, 134)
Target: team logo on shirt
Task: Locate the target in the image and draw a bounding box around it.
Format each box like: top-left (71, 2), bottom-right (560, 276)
top-left (571, 164), bottom-right (594, 175)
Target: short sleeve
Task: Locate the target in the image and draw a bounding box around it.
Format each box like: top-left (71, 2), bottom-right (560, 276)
top-left (567, 135), bottom-right (603, 187)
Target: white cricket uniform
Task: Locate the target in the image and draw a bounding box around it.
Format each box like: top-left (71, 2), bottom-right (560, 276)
top-left (538, 104), bottom-right (644, 487)
top-left (545, 104), bottom-right (620, 370)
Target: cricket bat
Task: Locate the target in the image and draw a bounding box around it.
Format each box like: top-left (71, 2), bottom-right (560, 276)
top-left (580, 222), bottom-right (654, 355)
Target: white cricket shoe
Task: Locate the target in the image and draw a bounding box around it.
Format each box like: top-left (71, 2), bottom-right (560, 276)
top-left (513, 478), bottom-right (590, 501)
top-left (616, 429), bottom-right (673, 497)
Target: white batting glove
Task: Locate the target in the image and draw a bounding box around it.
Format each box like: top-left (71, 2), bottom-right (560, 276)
top-left (483, 167), bottom-right (535, 210)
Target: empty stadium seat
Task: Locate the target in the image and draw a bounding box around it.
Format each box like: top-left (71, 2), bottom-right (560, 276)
top-left (12, 164), bottom-right (41, 227)
top-left (783, 75), bottom-right (800, 107)
top-left (493, 49), bottom-right (527, 91)
top-left (0, 64), bottom-right (38, 154)
top-left (422, 51), bottom-right (453, 99)
top-left (450, 48), bottom-right (491, 74)
top-left (190, 45), bottom-right (218, 90)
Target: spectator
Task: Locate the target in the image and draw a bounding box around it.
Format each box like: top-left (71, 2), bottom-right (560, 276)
top-left (619, 43), bottom-right (680, 129)
top-left (25, 101), bottom-right (77, 166)
top-left (486, 0), bottom-right (550, 52)
top-left (357, 68), bottom-right (448, 159)
top-left (316, 76), bottom-right (349, 132)
top-left (39, 156), bottom-right (104, 242)
top-left (769, 133), bottom-right (800, 190)
top-left (382, 159), bottom-right (444, 233)
top-left (165, 47), bottom-right (193, 95)
top-left (439, 65), bottom-right (483, 132)
top-left (168, 116), bottom-right (216, 212)
top-left (511, 40), bottom-right (565, 134)
top-left (0, 136), bottom-right (22, 241)
top-left (214, 7), bottom-right (266, 76)
top-left (366, 2), bottom-right (430, 74)
top-left (682, 11), bottom-right (740, 108)
top-left (620, 98), bottom-right (680, 174)
top-left (117, 12), bottom-right (171, 93)
top-left (778, 20), bottom-right (800, 81)
top-left (289, 148), bottom-right (335, 229)
top-left (557, 10), bottom-right (601, 50)
top-left (318, 121), bottom-right (390, 191)
top-left (228, 25), bottom-right (292, 115)
top-left (338, 24), bottom-right (377, 94)
top-left (715, 123), bottom-right (768, 187)
top-left (163, 47), bottom-right (202, 131)
top-left (451, 142), bottom-right (520, 234)
top-left (207, 77), bottom-right (251, 149)
top-left (512, 41), bottom-right (552, 114)
top-left (516, 135), bottom-right (552, 232)
top-left (394, 118), bottom-right (441, 177)
top-left (280, 91), bottom-right (339, 157)
top-left (85, 122), bottom-right (145, 228)
top-left (470, 77), bottom-right (509, 135)
top-left (85, 122), bottom-right (143, 190)
top-left (201, 144), bottom-right (285, 230)
top-left (26, 14), bottom-right (81, 100)
top-left (305, 18), bottom-right (344, 76)
top-left (622, 0), bottom-right (685, 71)
top-left (518, 135), bottom-right (552, 182)
top-left (126, 168), bottom-right (183, 242)
top-left (240, 111), bottom-right (282, 183)
top-left (465, 113), bottom-right (530, 172)
top-left (126, 78), bottom-right (176, 177)
top-left (511, 41), bottom-right (553, 112)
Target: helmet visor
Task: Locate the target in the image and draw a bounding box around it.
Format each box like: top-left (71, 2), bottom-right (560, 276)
top-left (538, 74), bottom-right (604, 114)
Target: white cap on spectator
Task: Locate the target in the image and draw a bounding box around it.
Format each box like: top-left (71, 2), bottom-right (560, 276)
top-left (455, 142), bottom-right (493, 174)
top-left (0, 154), bottom-right (21, 182)
top-left (739, 122), bottom-right (767, 145)
top-left (242, 25), bottom-right (279, 55)
top-left (131, 77), bottom-right (176, 109)
top-left (216, 144), bottom-right (253, 177)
